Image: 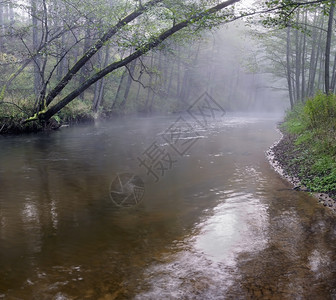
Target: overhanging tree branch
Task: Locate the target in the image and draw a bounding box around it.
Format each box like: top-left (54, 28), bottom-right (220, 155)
top-left (37, 0), bottom-right (241, 121)
top-left (44, 0), bottom-right (163, 107)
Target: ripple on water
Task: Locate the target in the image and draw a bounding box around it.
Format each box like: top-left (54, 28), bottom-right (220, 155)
top-left (308, 249), bottom-right (331, 279)
top-left (135, 249), bottom-right (237, 300)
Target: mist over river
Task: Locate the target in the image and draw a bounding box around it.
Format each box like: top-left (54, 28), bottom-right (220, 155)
top-left (1, 114), bottom-right (336, 299)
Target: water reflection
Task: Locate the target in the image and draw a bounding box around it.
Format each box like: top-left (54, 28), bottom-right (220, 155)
top-left (195, 180), bottom-right (269, 264)
top-left (0, 115), bottom-right (336, 299)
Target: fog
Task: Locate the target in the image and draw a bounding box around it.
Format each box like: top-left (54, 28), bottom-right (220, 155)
top-left (168, 22), bottom-right (289, 115)
top-left (115, 21), bottom-right (290, 117)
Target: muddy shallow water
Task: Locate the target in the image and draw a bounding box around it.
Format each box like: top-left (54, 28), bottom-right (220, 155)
top-left (0, 114), bottom-right (336, 299)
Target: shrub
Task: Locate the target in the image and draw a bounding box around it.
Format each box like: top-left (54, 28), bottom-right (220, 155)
top-left (283, 92), bottom-right (336, 196)
top-left (303, 92), bottom-right (336, 131)
top-left (57, 99), bottom-right (94, 123)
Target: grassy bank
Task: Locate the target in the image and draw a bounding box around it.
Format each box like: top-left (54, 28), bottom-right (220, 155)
top-left (0, 98), bottom-right (94, 134)
top-left (280, 92), bottom-right (336, 199)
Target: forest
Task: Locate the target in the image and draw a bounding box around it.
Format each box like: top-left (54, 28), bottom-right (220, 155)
top-left (0, 0), bottom-right (334, 134)
top-left (2, 1), bottom-right (336, 298)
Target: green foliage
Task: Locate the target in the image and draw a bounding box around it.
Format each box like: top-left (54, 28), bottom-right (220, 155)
top-left (304, 92), bottom-right (336, 130)
top-left (311, 156), bottom-right (335, 175)
top-left (284, 92), bottom-right (336, 195)
top-left (0, 98), bottom-right (33, 120)
top-left (283, 103), bottom-right (306, 134)
top-left (306, 169), bottom-right (336, 193)
top-left (294, 131), bottom-right (314, 146)
top-left (57, 99), bottom-right (94, 123)
top-left (285, 92), bottom-right (336, 137)
top-left (260, 0), bottom-right (329, 28)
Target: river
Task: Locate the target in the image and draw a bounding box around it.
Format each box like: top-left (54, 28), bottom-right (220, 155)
top-left (0, 114), bottom-right (336, 299)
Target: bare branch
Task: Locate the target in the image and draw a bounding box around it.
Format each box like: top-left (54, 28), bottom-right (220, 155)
top-left (125, 63), bottom-right (155, 91)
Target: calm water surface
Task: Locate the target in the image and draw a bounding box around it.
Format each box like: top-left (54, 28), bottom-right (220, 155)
top-left (0, 114), bottom-right (336, 299)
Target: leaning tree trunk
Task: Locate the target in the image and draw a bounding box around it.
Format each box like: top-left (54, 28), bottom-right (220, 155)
top-left (26, 0), bottom-right (241, 122)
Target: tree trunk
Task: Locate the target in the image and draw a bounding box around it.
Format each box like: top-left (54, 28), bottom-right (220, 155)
top-left (120, 59), bottom-right (137, 109)
top-left (307, 11), bottom-right (317, 97)
top-left (9, 2), bottom-right (14, 35)
top-left (295, 22), bottom-right (301, 102)
top-left (176, 46), bottom-right (181, 98)
top-left (286, 26), bottom-right (294, 109)
top-left (4, 2), bottom-right (8, 26)
top-left (165, 61), bottom-right (175, 100)
top-left (330, 51), bottom-right (336, 92)
top-left (325, 0), bottom-right (335, 94)
top-left (318, 50), bottom-right (324, 91)
top-left (92, 46), bottom-right (110, 112)
top-left (0, 3), bottom-right (3, 52)
top-left (145, 53), bottom-right (154, 113)
top-left (79, 26), bottom-right (91, 100)
top-left (179, 67), bottom-right (191, 103)
top-left (57, 29), bottom-right (67, 80)
top-left (294, 10), bottom-right (303, 102)
top-left (301, 10), bottom-right (307, 101)
top-left (112, 69), bottom-right (127, 110)
top-left (31, 0), bottom-right (42, 102)
top-left (308, 14), bottom-right (324, 97)
top-left (93, 50), bottom-right (103, 111)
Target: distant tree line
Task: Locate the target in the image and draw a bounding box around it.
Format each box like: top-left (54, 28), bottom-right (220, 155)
top-left (253, 1), bottom-right (336, 108)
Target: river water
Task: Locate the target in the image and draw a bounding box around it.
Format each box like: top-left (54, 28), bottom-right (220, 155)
top-left (0, 114), bottom-right (336, 299)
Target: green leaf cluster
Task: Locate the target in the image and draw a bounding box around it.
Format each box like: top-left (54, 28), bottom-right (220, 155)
top-left (283, 92), bottom-right (336, 195)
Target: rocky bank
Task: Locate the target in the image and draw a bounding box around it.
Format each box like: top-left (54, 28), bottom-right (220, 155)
top-left (267, 127), bottom-right (336, 213)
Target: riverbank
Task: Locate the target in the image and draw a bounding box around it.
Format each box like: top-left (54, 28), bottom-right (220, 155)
top-left (0, 114), bottom-right (94, 135)
top-left (267, 124), bottom-right (336, 213)
top-left (0, 98), bottom-right (96, 135)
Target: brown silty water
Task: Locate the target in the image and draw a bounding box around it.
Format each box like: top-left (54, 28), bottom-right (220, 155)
top-left (0, 114), bottom-right (335, 299)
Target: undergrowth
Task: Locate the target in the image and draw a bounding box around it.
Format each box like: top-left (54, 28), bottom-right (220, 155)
top-left (283, 92), bottom-right (336, 196)
top-left (0, 97), bottom-right (94, 134)
top-left (56, 99), bottom-right (94, 124)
